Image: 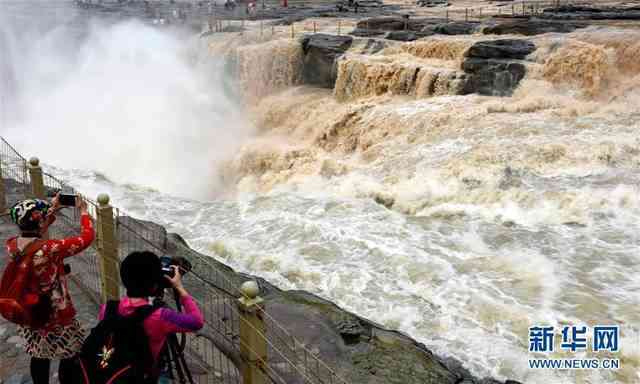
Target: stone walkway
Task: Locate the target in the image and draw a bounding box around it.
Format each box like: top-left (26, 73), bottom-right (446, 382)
top-left (0, 219), bottom-right (100, 384)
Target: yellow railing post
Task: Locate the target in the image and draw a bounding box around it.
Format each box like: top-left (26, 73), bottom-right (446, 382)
top-left (96, 193), bottom-right (120, 302)
top-left (26, 157), bottom-right (49, 239)
top-left (27, 157), bottom-right (45, 199)
top-left (238, 281), bottom-right (267, 384)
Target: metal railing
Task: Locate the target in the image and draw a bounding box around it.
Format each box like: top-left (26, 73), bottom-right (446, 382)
top-left (0, 136), bottom-right (348, 384)
top-left (42, 171), bottom-right (105, 305)
top-left (195, 0), bottom-right (625, 40)
top-left (0, 138), bottom-right (29, 202)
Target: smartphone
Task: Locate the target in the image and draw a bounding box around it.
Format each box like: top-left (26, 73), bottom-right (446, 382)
top-left (58, 193), bottom-right (78, 207)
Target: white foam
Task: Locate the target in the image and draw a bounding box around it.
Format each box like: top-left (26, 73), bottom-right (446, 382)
top-left (1, 16), bottom-right (251, 199)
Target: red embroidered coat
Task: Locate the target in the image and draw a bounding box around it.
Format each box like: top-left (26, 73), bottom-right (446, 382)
top-left (5, 213), bottom-right (95, 330)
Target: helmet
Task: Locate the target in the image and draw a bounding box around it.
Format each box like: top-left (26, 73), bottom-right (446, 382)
top-left (9, 199), bottom-right (51, 232)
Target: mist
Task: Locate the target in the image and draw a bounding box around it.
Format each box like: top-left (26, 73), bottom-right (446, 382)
top-left (0, 3), bottom-right (251, 199)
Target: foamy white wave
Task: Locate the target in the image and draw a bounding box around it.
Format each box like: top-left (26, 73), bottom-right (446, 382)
top-left (0, 9), bottom-right (251, 199)
top-left (47, 165), bottom-right (640, 384)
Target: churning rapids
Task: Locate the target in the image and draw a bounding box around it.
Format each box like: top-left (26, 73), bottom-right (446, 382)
top-left (1, 2), bottom-right (639, 384)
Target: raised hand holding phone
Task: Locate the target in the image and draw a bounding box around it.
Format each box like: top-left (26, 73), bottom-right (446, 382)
top-left (76, 194), bottom-right (88, 215)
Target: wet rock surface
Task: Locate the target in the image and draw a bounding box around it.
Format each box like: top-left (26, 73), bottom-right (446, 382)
top-left (302, 35), bottom-right (534, 97)
top-left (540, 4), bottom-right (640, 20)
top-left (354, 16), bottom-right (449, 33)
top-left (466, 39), bottom-right (535, 60)
top-left (423, 20), bottom-right (481, 35)
top-left (383, 30), bottom-right (432, 41)
top-left (482, 19), bottom-right (586, 36)
top-left (300, 34), bottom-right (354, 88)
top-left (351, 38), bottom-right (390, 54)
top-left (462, 58), bottom-right (527, 96)
top-left (461, 39), bottom-right (536, 96)
top-left (417, 0), bottom-right (449, 7)
top-left (356, 16), bottom-right (584, 40)
top-left (356, 16), bottom-right (417, 31)
top-left (349, 27), bottom-right (386, 37)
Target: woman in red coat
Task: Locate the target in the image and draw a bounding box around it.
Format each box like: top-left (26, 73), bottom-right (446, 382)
top-left (6, 195), bottom-right (95, 384)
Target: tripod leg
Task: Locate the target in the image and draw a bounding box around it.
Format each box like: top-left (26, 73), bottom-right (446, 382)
top-left (169, 336), bottom-right (187, 384)
top-left (166, 333), bottom-right (195, 384)
top-left (177, 349), bottom-right (195, 384)
top-left (159, 343), bottom-right (175, 382)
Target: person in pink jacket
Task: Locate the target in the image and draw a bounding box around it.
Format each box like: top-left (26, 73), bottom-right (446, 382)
top-left (98, 251), bottom-right (204, 380)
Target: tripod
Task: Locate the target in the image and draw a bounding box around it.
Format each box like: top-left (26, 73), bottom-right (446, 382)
top-left (156, 289), bottom-right (195, 384)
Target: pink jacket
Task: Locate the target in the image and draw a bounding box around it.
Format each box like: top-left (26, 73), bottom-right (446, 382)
top-left (98, 295), bottom-right (204, 362)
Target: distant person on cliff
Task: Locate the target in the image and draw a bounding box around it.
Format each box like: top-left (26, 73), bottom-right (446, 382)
top-left (82, 251), bottom-right (204, 383)
top-left (4, 196), bottom-right (95, 384)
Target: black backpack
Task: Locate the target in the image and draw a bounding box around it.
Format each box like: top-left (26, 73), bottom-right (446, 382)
top-left (77, 300), bottom-right (160, 384)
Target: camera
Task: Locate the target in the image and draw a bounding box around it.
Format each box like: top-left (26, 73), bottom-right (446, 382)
top-left (46, 189), bottom-right (78, 207)
top-left (159, 256), bottom-right (192, 289)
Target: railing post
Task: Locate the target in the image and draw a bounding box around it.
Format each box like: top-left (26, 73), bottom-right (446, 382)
top-left (27, 157), bottom-right (45, 199)
top-left (0, 160), bottom-right (5, 213)
top-left (96, 193), bottom-right (120, 303)
top-left (238, 281), bottom-right (267, 384)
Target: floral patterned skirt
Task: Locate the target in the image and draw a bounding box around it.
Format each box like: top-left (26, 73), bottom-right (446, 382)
top-left (18, 319), bottom-right (86, 359)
